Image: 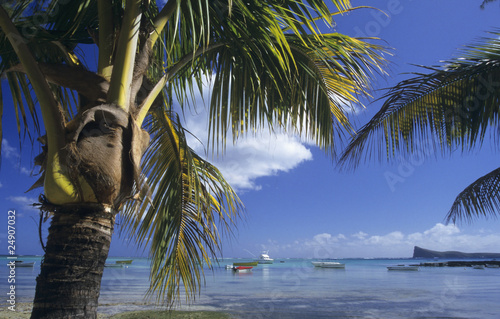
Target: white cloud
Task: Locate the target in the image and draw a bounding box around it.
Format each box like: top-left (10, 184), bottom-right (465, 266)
top-left (365, 231), bottom-right (405, 246)
top-left (182, 104), bottom-right (313, 191)
top-left (253, 223), bottom-right (500, 258)
top-left (351, 231), bottom-right (368, 240)
top-left (423, 223), bottom-right (460, 236)
top-left (2, 139), bottom-right (17, 159)
top-left (7, 195), bottom-right (37, 204)
top-left (7, 196), bottom-right (39, 216)
top-left (312, 233), bottom-right (346, 245)
top-left (207, 134), bottom-right (312, 190)
top-left (2, 138), bottom-right (32, 176)
top-left (19, 166), bottom-right (31, 175)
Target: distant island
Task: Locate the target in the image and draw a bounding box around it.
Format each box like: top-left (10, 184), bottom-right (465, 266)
top-left (413, 246), bottom-right (500, 259)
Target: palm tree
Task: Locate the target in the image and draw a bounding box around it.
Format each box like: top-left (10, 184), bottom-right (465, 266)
top-left (339, 29), bottom-right (500, 224)
top-left (0, 1), bottom-right (386, 318)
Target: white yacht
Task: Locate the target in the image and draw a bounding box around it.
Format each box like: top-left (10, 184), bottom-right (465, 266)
top-left (257, 251), bottom-right (274, 264)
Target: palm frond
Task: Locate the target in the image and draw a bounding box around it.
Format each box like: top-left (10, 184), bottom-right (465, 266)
top-left (107, 0), bottom-right (142, 110)
top-left (0, 1), bottom-right (98, 141)
top-left (447, 167), bottom-right (500, 223)
top-left (203, 32), bottom-right (387, 156)
top-left (0, 4), bottom-right (65, 141)
top-left (154, 1), bottom-right (387, 156)
top-left (339, 32), bottom-right (500, 169)
top-left (481, 0), bottom-right (499, 9)
top-left (121, 110), bottom-right (243, 303)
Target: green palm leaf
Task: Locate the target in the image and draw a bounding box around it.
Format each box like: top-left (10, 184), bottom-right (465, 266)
top-left (203, 33), bottom-right (386, 155)
top-left (121, 110), bottom-right (243, 302)
top-left (340, 32), bottom-right (500, 168)
top-left (339, 31), bottom-right (500, 221)
top-left (447, 167), bottom-right (500, 223)
top-left (0, 0), bottom-right (100, 150)
top-left (158, 1), bottom-right (387, 156)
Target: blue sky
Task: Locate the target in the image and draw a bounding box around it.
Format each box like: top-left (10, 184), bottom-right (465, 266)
top-left (1, 0), bottom-right (500, 259)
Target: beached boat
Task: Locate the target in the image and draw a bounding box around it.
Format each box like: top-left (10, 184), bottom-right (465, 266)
top-left (115, 259), bottom-right (133, 264)
top-left (16, 262), bottom-right (35, 267)
top-left (233, 261), bottom-right (258, 266)
top-left (233, 266), bottom-right (253, 273)
top-left (387, 265), bottom-right (419, 271)
top-left (472, 265), bottom-right (485, 269)
top-left (312, 261), bottom-right (345, 269)
top-left (256, 251), bottom-right (274, 264)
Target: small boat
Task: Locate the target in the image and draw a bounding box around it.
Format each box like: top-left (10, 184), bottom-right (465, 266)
top-left (486, 264), bottom-right (500, 268)
top-left (472, 265), bottom-right (485, 269)
top-left (233, 261), bottom-right (258, 266)
top-left (115, 260), bottom-right (133, 264)
top-left (387, 265), bottom-right (419, 271)
top-left (16, 262), bottom-right (35, 268)
top-left (233, 266), bottom-right (253, 273)
top-left (312, 261), bottom-right (345, 269)
top-left (256, 251), bottom-right (274, 264)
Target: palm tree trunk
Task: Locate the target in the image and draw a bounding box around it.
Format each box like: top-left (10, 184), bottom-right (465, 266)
top-left (30, 204), bottom-right (115, 319)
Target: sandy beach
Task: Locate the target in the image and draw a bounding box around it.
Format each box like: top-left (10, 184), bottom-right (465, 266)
top-left (0, 302), bottom-right (231, 318)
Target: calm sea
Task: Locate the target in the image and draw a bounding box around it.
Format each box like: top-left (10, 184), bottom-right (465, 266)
top-left (2, 256), bottom-right (500, 318)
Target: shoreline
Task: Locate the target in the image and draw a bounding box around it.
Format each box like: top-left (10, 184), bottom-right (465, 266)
top-left (3, 257), bottom-right (500, 318)
top-left (0, 302), bottom-right (232, 318)
top-left (413, 260), bottom-right (500, 267)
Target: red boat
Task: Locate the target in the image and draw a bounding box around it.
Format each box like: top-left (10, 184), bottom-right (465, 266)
top-left (233, 266), bottom-right (253, 273)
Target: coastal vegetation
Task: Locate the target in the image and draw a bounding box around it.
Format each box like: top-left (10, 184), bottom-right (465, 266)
top-left (0, 0), bottom-right (386, 318)
top-left (340, 1), bottom-right (500, 224)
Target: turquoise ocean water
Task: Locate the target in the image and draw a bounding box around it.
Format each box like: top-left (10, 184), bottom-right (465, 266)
top-left (2, 256), bottom-right (500, 318)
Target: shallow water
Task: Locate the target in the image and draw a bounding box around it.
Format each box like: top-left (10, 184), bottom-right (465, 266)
top-left (2, 256), bottom-right (500, 318)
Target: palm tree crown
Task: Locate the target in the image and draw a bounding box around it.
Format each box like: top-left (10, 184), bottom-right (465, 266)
top-left (0, 0), bottom-right (387, 306)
